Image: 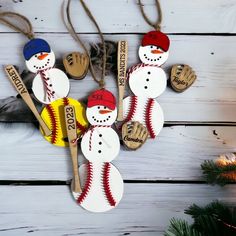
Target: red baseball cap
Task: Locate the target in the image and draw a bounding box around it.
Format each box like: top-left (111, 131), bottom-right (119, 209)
top-left (87, 89), bottom-right (116, 110)
top-left (141, 31), bottom-right (170, 52)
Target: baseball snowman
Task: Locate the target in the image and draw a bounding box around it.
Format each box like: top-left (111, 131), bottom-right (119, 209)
top-left (123, 31), bottom-right (170, 138)
top-left (72, 89), bottom-right (124, 212)
top-left (23, 38), bottom-right (70, 104)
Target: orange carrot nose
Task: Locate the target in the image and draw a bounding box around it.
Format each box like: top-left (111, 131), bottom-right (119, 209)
top-left (151, 49), bottom-right (163, 54)
top-left (99, 110), bottom-right (112, 114)
top-left (37, 53), bottom-right (49, 60)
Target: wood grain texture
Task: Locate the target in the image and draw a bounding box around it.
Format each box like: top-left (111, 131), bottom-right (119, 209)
top-left (0, 34), bottom-right (236, 122)
top-left (0, 123), bottom-right (235, 181)
top-left (0, 0), bottom-right (236, 33)
top-left (0, 184), bottom-right (235, 236)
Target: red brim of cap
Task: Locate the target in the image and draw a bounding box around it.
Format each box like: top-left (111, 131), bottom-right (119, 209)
top-left (87, 100), bottom-right (116, 110)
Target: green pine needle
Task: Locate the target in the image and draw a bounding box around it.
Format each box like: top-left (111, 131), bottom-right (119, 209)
top-left (201, 160), bottom-right (236, 185)
top-left (164, 218), bottom-right (202, 236)
top-left (165, 201), bottom-right (236, 236)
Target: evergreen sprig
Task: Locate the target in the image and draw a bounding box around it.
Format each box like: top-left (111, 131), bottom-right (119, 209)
top-left (201, 160), bottom-right (236, 185)
top-left (165, 201), bottom-right (236, 236)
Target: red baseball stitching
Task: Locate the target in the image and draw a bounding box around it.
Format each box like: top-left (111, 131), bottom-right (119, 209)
top-left (63, 97), bottom-right (87, 134)
top-left (46, 104), bottom-right (58, 144)
top-left (77, 162), bottom-right (93, 204)
top-left (145, 99), bottom-right (155, 139)
top-left (103, 162), bottom-right (116, 206)
top-left (120, 95), bottom-right (138, 129)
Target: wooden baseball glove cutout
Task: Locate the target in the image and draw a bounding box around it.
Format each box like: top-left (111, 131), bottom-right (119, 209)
top-left (63, 52), bottom-right (89, 79)
top-left (122, 121), bottom-right (148, 150)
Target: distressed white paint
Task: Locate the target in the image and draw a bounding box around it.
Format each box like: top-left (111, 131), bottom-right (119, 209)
top-left (0, 0), bottom-right (236, 33)
top-left (0, 184), bottom-right (235, 236)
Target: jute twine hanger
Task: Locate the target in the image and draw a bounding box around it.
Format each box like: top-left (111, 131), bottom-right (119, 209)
top-left (138, 0), bottom-right (162, 31)
top-left (63, 0), bottom-right (107, 89)
top-left (0, 11), bottom-right (34, 39)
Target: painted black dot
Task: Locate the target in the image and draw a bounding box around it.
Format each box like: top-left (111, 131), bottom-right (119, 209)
top-left (103, 120), bottom-right (106, 122)
top-left (99, 142), bottom-right (102, 145)
top-left (108, 116), bottom-right (111, 118)
top-left (148, 71), bottom-right (151, 75)
top-left (92, 116), bottom-right (95, 118)
top-left (49, 84), bottom-right (52, 87)
top-left (100, 120), bottom-right (102, 123)
top-left (106, 118), bottom-right (109, 121)
top-left (34, 66), bottom-right (36, 68)
top-left (146, 79), bottom-right (149, 82)
top-left (98, 150), bottom-right (102, 153)
top-left (151, 59), bottom-right (153, 61)
top-left (99, 134), bottom-right (102, 137)
top-left (144, 86), bottom-right (148, 89)
top-left (160, 56), bottom-right (162, 59)
top-left (52, 91), bottom-right (55, 94)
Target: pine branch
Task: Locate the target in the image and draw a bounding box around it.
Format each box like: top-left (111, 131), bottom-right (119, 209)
top-left (201, 160), bottom-right (236, 185)
top-left (164, 218), bottom-right (202, 236)
top-left (165, 201), bottom-right (236, 236)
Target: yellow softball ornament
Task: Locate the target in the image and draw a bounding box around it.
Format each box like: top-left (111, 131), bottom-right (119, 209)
top-left (40, 97), bottom-right (88, 147)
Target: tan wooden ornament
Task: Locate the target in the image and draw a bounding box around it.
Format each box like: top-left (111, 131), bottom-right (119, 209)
top-left (122, 121), bottom-right (148, 150)
top-left (64, 105), bottom-right (82, 193)
top-left (63, 52), bottom-right (89, 79)
top-left (170, 64), bottom-right (197, 92)
top-left (117, 41), bottom-right (128, 121)
top-left (4, 65), bottom-right (51, 136)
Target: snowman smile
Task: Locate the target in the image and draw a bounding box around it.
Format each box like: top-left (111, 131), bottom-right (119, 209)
top-left (33, 58), bottom-right (51, 70)
top-left (92, 115), bottom-right (111, 123)
top-left (143, 53), bottom-right (162, 62)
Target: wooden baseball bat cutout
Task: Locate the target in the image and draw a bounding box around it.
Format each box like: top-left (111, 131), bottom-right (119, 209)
top-left (117, 41), bottom-right (128, 121)
top-left (4, 65), bottom-right (52, 136)
top-left (64, 105), bottom-right (82, 193)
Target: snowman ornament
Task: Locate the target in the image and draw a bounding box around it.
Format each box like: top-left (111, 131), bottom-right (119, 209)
top-left (72, 89), bottom-right (124, 212)
top-left (123, 31), bottom-right (170, 139)
top-left (23, 38), bottom-right (70, 104)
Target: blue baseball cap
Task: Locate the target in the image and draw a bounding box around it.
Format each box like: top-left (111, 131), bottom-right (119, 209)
top-left (23, 38), bottom-right (51, 61)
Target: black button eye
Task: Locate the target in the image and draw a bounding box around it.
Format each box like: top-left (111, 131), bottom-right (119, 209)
top-left (104, 106), bottom-right (107, 109)
top-left (98, 106), bottom-right (100, 109)
top-left (150, 46), bottom-right (153, 49)
top-left (35, 55), bottom-right (37, 58)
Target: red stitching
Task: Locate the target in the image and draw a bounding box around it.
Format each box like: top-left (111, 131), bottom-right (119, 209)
top-left (77, 162), bottom-right (93, 204)
top-left (103, 162), bottom-right (116, 206)
top-left (46, 104), bottom-right (58, 144)
top-left (120, 95), bottom-right (137, 129)
top-left (145, 99), bottom-right (155, 139)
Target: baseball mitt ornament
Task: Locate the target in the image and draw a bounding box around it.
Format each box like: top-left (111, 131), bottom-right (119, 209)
top-left (0, 12), bottom-right (70, 105)
top-left (121, 0), bottom-right (169, 147)
top-left (64, 0), bottom-right (124, 212)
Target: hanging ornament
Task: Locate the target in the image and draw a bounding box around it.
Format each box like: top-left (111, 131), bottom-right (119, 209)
top-left (0, 12), bottom-right (70, 105)
top-left (63, 0), bottom-right (124, 212)
top-left (121, 0), bottom-right (169, 149)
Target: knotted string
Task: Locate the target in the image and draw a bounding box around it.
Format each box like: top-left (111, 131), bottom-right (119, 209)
top-left (0, 11), bottom-right (34, 39)
top-left (63, 0), bottom-right (107, 88)
top-left (138, 0), bottom-right (162, 31)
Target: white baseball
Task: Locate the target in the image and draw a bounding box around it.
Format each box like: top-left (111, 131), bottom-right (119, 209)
top-left (72, 162), bottom-right (124, 213)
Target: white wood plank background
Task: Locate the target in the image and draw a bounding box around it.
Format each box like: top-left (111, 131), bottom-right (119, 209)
top-left (0, 0), bottom-right (235, 235)
top-left (0, 184), bottom-right (235, 236)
